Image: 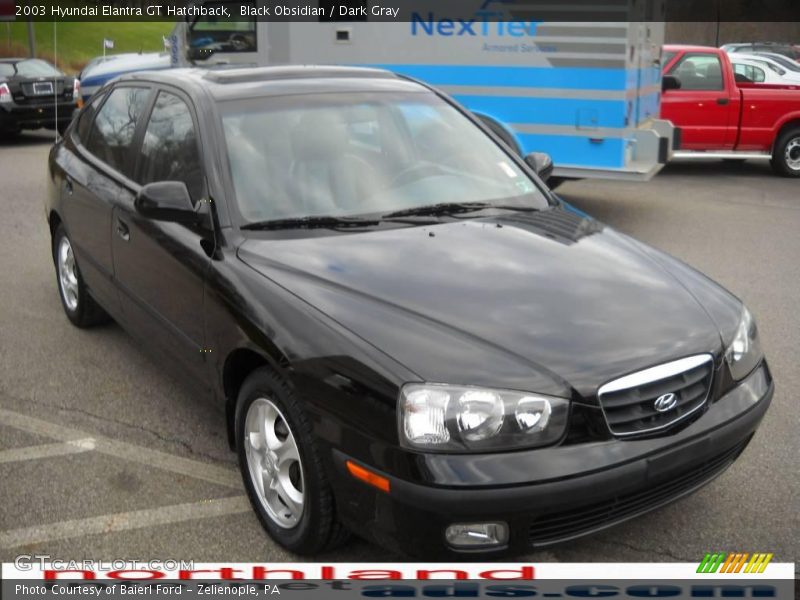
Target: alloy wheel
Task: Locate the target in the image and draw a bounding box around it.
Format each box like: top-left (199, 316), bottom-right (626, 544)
top-left (244, 397), bottom-right (305, 528)
top-left (57, 236), bottom-right (79, 311)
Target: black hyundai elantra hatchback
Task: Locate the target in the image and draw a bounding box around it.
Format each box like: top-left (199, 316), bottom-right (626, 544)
top-left (46, 66), bottom-right (772, 558)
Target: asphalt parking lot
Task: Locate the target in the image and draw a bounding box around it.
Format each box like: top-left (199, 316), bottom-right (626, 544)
top-left (1, 130), bottom-right (798, 565)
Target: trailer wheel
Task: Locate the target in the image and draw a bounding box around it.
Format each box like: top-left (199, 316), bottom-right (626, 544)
top-left (771, 127), bottom-right (800, 177)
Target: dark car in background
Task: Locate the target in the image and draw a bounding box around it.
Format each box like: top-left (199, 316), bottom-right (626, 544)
top-left (0, 58), bottom-right (79, 137)
top-left (45, 66), bottom-right (773, 558)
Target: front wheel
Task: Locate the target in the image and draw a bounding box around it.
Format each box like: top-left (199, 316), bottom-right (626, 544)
top-left (235, 367), bottom-right (349, 554)
top-left (771, 127), bottom-right (800, 177)
top-left (52, 224), bottom-right (110, 327)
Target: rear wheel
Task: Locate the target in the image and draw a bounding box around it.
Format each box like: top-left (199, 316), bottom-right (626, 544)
top-left (52, 225), bottom-right (110, 327)
top-left (771, 127), bottom-right (800, 177)
top-left (235, 367), bottom-right (349, 554)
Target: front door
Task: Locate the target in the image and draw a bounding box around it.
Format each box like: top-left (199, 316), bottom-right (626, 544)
top-left (661, 52), bottom-right (736, 150)
top-left (112, 89), bottom-right (213, 387)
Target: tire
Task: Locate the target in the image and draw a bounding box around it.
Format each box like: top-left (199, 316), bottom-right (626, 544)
top-left (770, 127), bottom-right (800, 177)
top-left (52, 224), bottom-right (110, 327)
top-left (235, 367), bottom-right (349, 554)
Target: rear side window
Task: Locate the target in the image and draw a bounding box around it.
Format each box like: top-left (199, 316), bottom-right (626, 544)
top-left (86, 86), bottom-right (151, 177)
top-left (137, 91), bottom-right (204, 203)
top-left (669, 54), bottom-right (724, 91)
top-left (75, 93), bottom-right (105, 144)
top-left (0, 63), bottom-right (14, 77)
top-left (733, 63), bottom-right (766, 83)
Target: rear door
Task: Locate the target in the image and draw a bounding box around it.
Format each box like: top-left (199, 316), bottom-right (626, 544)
top-left (112, 87), bottom-right (213, 387)
top-left (661, 52), bottom-right (736, 150)
top-left (64, 86), bottom-right (151, 312)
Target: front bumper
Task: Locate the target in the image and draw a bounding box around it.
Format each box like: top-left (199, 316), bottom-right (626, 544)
top-left (0, 102), bottom-right (77, 131)
top-left (330, 363), bottom-right (773, 558)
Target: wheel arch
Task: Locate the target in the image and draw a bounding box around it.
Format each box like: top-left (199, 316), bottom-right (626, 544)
top-left (222, 346), bottom-right (288, 449)
top-left (48, 210), bottom-right (63, 239)
top-left (772, 117), bottom-right (800, 154)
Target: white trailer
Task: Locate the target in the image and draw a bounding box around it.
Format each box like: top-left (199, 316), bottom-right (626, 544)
top-left (169, 1), bottom-right (677, 181)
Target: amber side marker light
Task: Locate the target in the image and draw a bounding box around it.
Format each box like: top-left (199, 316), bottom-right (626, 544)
top-left (346, 460), bottom-right (390, 493)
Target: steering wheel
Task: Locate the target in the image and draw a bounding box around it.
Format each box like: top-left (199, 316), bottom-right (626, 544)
top-left (388, 163), bottom-right (446, 188)
top-left (228, 33), bottom-right (251, 51)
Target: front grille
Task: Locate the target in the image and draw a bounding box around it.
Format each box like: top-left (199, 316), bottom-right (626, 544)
top-left (597, 354), bottom-right (714, 436)
top-left (528, 436), bottom-right (750, 547)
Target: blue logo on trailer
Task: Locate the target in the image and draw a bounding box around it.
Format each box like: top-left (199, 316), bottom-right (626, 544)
top-left (411, 0), bottom-right (538, 37)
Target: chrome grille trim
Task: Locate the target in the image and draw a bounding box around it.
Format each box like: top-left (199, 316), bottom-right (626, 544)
top-left (597, 354), bottom-right (714, 437)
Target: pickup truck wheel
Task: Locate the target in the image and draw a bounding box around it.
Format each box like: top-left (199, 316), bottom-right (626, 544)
top-left (236, 367), bottom-right (350, 554)
top-left (771, 128), bottom-right (800, 177)
top-left (52, 225), bottom-right (110, 327)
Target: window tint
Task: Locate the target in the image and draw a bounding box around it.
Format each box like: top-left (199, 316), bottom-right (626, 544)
top-left (733, 63), bottom-right (766, 83)
top-left (221, 93), bottom-right (547, 223)
top-left (138, 91), bottom-right (204, 202)
top-left (86, 86), bottom-right (151, 176)
top-left (669, 54), bottom-right (724, 90)
top-left (661, 50), bottom-right (677, 68)
top-left (189, 2), bottom-right (256, 52)
top-left (15, 59), bottom-right (62, 77)
top-left (75, 93), bottom-right (105, 144)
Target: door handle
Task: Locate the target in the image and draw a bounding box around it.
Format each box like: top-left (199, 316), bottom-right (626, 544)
top-left (716, 97), bottom-right (729, 105)
top-left (116, 219), bottom-right (130, 242)
top-left (64, 176), bottom-right (73, 196)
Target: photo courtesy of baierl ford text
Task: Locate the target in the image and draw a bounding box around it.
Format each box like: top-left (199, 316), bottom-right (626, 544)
top-left (0, 0), bottom-right (797, 598)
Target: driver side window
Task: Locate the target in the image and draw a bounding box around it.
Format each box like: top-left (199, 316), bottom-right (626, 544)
top-left (188, 2), bottom-right (256, 54)
top-left (136, 91), bottom-right (204, 203)
top-left (669, 54), bottom-right (724, 91)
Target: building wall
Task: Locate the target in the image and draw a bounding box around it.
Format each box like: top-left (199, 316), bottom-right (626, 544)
top-left (665, 22), bottom-right (800, 46)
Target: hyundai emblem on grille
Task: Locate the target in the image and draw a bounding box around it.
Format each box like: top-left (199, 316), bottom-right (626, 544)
top-left (654, 393), bottom-right (678, 412)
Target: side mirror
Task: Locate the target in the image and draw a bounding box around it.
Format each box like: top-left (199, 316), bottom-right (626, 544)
top-left (524, 152), bottom-right (554, 182)
top-left (662, 75), bottom-right (682, 92)
top-left (135, 181), bottom-right (198, 223)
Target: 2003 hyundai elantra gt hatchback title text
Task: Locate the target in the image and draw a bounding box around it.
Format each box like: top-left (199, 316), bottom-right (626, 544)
top-left (46, 66), bottom-right (772, 558)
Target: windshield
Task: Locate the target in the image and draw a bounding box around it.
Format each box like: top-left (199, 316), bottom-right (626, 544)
top-left (221, 92), bottom-right (549, 225)
top-left (14, 59), bottom-right (62, 77)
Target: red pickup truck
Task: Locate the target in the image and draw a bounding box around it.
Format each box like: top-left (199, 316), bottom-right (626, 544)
top-left (661, 45), bottom-right (800, 177)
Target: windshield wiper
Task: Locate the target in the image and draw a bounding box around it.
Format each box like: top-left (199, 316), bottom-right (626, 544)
top-left (241, 215), bottom-right (381, 231)
top-left (383, 202), bottom-right (539, 219)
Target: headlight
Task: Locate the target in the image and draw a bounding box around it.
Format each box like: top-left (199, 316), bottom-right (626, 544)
top-left (725, 306), bottom-right (763, 381)
top-left (399, 384), bottom-right (569, 452)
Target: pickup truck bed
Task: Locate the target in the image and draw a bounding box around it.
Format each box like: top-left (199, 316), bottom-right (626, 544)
top-left (661, 45), bottom-right (800, 177)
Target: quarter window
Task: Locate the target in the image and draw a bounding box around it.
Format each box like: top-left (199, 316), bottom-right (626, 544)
top-left (669, 54), bottom-right (724, 91)
top-left (75, 93), bottom-right (105, 144)
top-left (733, 63), bottom-right (766, 83)
top-left (137, 91), bottom-right (204, 203)
top-left (86, 86), bottom-right (151, 177)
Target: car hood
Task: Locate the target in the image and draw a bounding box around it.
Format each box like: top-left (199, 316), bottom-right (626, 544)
top-left (238, 207), bottom-right (729, 400)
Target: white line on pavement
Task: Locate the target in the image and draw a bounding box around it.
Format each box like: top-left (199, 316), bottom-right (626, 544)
top-left (0, 408), bottom-right (242, 489)
top-left (0, 496), bottom-right (252, 549)
top-left (0, 438), bottom-right (96, 464)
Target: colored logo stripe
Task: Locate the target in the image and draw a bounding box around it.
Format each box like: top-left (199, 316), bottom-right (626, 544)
top-left (697, 552), bottom-right (773, 574)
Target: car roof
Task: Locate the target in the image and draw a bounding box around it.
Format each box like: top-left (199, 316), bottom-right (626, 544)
top-left (116, 65), bottom-right (428, 101)
top-left (663, 44), bottom-right (720, 53)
